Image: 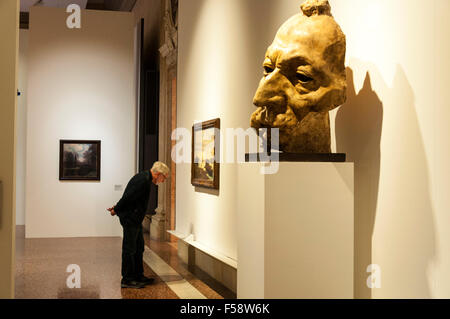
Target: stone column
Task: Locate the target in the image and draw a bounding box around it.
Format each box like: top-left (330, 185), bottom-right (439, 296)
top-left (151, 0), bottom-right (178, 241)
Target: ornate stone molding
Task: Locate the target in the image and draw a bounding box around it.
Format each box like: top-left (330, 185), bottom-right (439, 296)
top-left (159, 0), bottom-right (178, 67)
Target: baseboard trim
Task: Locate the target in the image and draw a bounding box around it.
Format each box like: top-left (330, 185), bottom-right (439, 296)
top-left (168, 230), bottom-right (237, 294)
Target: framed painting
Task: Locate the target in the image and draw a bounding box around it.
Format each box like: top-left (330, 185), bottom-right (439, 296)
top-left (191, 118), bottom-right (220, 190)
top-left (59, 140), bottom-right (101, 181)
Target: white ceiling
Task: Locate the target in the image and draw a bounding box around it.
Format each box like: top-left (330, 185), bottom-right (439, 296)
top-left (21, 0), bottom-right (88, 12)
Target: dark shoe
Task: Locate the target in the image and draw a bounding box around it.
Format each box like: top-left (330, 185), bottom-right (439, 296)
top-left (136, 275), bottom-right (155, 286)
top-left (121, 280), bottom-right (146, 289)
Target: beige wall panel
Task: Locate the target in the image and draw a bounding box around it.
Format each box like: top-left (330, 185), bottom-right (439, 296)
top-left (0, 0), bottom-right (19, 299)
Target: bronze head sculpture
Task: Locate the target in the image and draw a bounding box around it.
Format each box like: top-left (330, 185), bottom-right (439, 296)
top-left (251, 0), bottom-right (347, 153)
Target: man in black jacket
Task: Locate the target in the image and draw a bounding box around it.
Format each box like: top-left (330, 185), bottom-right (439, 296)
top-left (107, 161), bottom-right (169, 289)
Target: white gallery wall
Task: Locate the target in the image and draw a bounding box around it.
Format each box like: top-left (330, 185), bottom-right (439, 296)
top-left (177, 0), bottom-right (450, 298)
top-left (26, 7), bottom-right (136, 238)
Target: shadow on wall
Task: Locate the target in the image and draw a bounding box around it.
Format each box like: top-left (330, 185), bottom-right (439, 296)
top-left (336, 65), bottom-right (436, 298)
top-left (335, 68), bottom-right (382, 298)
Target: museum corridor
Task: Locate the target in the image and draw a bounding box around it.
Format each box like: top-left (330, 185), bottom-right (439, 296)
top-left (3, 0), bottom-right (450, 304)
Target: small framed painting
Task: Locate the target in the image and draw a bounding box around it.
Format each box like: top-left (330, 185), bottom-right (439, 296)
top-left (191, 119), bottom-right (220, 190)
top-left (59, 140), bottom-right (101, 181)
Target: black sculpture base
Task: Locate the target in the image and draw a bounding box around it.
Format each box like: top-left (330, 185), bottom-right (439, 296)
top-left (245, 153), bottom-right (346, 163)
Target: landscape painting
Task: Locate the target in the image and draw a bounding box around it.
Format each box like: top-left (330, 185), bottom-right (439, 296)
top-left (191, 119), bottom-right (220, 190)
top-left (59, 140), bottom-right (101, 181)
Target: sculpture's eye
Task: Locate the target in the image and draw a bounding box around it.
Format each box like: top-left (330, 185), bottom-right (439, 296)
top-left (296, 73), bottom-right (313, 83)
top-left (264, 66), bottom-right (274, 75)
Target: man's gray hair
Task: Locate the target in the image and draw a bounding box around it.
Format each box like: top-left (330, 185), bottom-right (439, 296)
top-left (151, 161), bottom-right (170, 176)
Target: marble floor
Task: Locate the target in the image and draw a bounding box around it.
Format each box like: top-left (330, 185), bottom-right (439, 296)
top-left (15, 226), bottom-right (235, 299)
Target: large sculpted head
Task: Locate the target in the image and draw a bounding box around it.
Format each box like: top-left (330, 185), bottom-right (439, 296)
top-left (251, 0), bottom-right (347, 153)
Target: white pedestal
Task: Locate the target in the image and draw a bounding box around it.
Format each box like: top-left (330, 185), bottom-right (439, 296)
top-left (237, 162), bottom-right (354, 299)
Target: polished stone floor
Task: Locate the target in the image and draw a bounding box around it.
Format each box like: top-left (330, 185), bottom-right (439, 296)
top-left (15, 226), bottom-right (235, 299)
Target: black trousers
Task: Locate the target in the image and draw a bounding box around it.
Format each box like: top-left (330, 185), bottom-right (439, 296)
top-left (120, 218), bottom-right (144, 281)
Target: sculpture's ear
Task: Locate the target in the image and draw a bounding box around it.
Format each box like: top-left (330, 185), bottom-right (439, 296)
top-left (322, 37), bottom-right (347, 110)
top-left (310, 82), bottom-right (347, 113)
top-left (324, 39), bottom-right (346, 73)
top-left (334, 80), bottom-right (348, 107)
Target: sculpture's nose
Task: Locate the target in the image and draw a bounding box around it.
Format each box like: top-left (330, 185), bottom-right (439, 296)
top-left (253, 69), bottom-right (288, 110)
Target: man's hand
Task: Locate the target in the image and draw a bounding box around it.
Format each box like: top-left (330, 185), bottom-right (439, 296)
top-left (107, 206), bottom-right (116, 216)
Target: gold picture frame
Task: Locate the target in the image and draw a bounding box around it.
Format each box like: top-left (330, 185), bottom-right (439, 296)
top-left (191, 118), bottom-right (220, 190)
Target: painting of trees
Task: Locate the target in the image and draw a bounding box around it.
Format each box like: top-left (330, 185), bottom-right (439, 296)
top-left (60, 141), bottom-right (101, 181)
